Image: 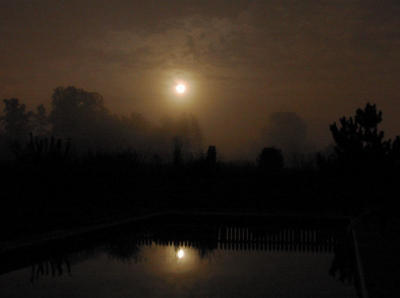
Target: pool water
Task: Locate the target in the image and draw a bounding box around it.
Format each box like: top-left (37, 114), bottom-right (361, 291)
top-left (0, 216), bottom-right (359, 298)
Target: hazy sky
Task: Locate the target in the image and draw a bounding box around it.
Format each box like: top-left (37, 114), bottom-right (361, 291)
top-left (1, 0), bottom-right (399, 157)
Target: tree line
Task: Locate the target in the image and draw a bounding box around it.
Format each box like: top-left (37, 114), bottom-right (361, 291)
top-left (1, 86), bottom-right (399, 172)
top-left (0, 86), bottom-right (203, 160)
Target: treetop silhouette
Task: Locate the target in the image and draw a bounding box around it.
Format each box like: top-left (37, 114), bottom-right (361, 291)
top-left (330, 103), bottom-right (400, 166)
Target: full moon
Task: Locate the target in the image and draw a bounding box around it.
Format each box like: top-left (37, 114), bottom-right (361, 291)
top-left (175, 84), bottom-right (186, 94)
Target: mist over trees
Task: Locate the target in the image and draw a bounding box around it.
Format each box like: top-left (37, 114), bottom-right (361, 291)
top-left (260, 112), bottom-right (312, 163)
top-left (3, 86), bottom-right (399, 173)
top-left (0, 86), bottom-right (203, 161)
top-left (50, 86), bottom-right (110, 149)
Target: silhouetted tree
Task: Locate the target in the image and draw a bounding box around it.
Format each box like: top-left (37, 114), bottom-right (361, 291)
top-left (32, 104), bottom-right (50, 136)
top-left (206, 145), bottom-right (217, 165)
top-left (0, 98), bottom-right (32, 140)
top-left (49, 86), bottom-right (111, 150)
top-left (173, 137), bottom-right (183, 166)
top-left (330, 103), bottom-right (400, 167)
top-left (257, 147), bottom-right (284, 171)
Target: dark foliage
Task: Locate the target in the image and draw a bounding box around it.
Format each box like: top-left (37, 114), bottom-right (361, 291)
top-left (206, 145), bottom-right (217, 165)
top-left (0, 98), bottom-right (32, 141)
top-left (173, 137), bottom-right (184, 166)
top-left (257, 147), bottom-right (284, 171)
top-left (330, 103), bottom-right (400, 168)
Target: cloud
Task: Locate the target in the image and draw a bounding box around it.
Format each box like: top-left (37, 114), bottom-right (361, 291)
top-left (85, 15), bottom-right (254, 73)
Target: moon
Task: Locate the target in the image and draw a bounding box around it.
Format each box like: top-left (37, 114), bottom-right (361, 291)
top-left (175, 83), bottom-right (186, 94)
top-left (177, 249), bottom-right (185, 259)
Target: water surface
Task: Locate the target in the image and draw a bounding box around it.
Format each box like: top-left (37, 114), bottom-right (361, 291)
top-left (0, 215), bottom-right (358, 298)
